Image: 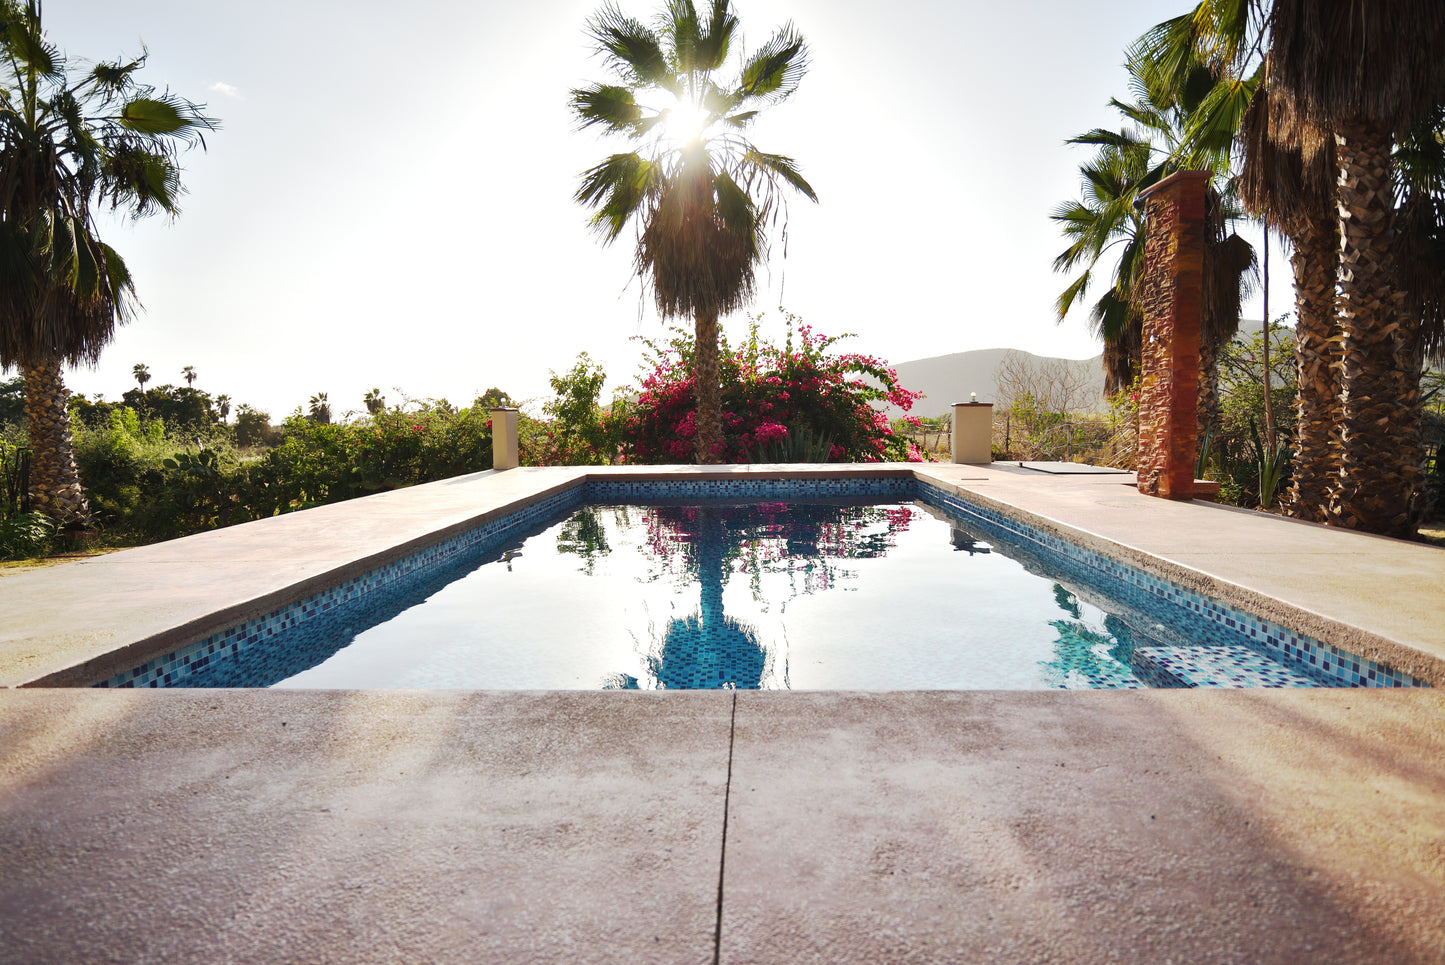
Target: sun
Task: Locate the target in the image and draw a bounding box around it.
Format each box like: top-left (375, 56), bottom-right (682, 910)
top-left (661, 96), bottom-right (711, 143)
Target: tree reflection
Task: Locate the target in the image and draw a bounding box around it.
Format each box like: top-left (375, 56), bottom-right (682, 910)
top-left (569, 500), bottom-right (916, 689)
top-left (1040, 583), bottom-right (1140, 688)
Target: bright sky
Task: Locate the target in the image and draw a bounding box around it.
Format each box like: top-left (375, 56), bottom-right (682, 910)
top-left (45, 0), bottom-right (1294, 420)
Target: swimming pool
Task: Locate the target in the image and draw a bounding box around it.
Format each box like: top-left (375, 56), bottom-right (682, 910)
top-left (96, 476), bottom-right (1428, 691)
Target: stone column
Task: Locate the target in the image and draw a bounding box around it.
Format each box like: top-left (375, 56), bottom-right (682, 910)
top-left (1135, 171), bottom-right (1209, 499)
top-left (951, 401), bottom-right (994, 464)
top-left (491, 408), bottom-right (519, 470)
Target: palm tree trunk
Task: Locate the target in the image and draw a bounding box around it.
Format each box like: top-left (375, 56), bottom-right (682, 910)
top-left (692, 306), bottom-right (724, 464)
top-left (1326, 123), bottom-right (1420, 537)
top-left (23, 357), bottom-right (90, 523)
top-left (1283, 211), bottom-right (1341, 522)
top-left (1196, 332), bottom-right (1221, 444)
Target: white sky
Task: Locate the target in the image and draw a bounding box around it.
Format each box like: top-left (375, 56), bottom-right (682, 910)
top-left (44, 0), bottom-right (1295, 420)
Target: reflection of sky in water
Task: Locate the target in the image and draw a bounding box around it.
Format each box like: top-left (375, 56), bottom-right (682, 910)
top-left (275, 500), bottom-right (1149, 691)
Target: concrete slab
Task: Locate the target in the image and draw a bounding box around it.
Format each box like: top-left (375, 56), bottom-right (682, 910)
top-left (1015, 461), bottom-right (1131, 475)
top-left (720, 690), bottom-right (1445, 965)
top-left (0, 690), bottom-right (733, 965)
top-left (2, 689), bottom-right (1441, 964)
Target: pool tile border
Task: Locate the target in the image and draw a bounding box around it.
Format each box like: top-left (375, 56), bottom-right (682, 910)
top-left (97, 475), bottom-right (1426, 690)
top-left (916, 486), bottom-right (1425, 689)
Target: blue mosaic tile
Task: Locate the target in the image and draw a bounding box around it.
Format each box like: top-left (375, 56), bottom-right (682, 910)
top-left (95, 474), bottom-right (1428, 690)
top-left (915, 484), bottom-right (1427, 690)
top-left (96, 484), bottom-right (587, 689)
top-left (585, 475), bottom-right (915, 502)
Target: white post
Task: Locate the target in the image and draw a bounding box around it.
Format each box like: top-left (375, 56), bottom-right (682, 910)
top-left (491, 408), bottom-right (519, 470)
top-left (952, 401), bottom-right (994, 464)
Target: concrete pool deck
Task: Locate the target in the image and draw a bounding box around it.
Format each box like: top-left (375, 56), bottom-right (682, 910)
top-left (1, 463), bottom-right (1443, 962)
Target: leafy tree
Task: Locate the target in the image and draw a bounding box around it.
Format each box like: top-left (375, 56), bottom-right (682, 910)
top-left (571, 0), bottom-right (817, 464)
top-left (477, 387), bottom-right (513, 410)
top-left (119, 384), bottom-right (216, 431)
top-left (0, 373), bottom-right (23, 426)
top-left (526, 353), bottom-right (627, 466)
top-left (132, 362), bottom-right (151, 390)
top-left (233, 404), bottom-right (274, 449)
top-left (0, 2), bottom-right (214, 523)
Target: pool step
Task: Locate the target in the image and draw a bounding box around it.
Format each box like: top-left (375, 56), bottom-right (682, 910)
top-left (1132, 644), bottom-right (1329, 689)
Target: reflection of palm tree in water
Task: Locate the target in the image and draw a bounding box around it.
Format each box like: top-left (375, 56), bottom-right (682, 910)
top-left (649, 508), bottom-right (768, 689)
top-left (1041, 583), bottom-right (1138, 687)
top-left (599, 501), bottom-right (914, 689)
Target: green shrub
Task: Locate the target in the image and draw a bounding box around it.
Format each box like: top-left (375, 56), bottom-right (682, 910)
top-left (0, 510), bottom-right (52, 560)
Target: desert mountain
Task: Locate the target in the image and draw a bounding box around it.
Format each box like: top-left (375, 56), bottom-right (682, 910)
top-left (887, 348), bottom-right (1106, 418)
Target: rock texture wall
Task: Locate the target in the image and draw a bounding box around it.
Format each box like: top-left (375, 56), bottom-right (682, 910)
top-left (1136, 171), bottom-right (1210, 499)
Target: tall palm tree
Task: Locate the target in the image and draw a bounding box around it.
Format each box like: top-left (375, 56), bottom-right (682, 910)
top-left (132, 362), bottom-right (150, 390)
top-left (1160, 0), bottom-right (1445, 534)
top-left (1053, 52), bottom-right (1255, 425)
top-left (1236, 68), bottom-right (1341, 521)
top-left (0, 1), bottom-right (214, 522)
top-left (307, 392), bottom-right (330, 425)
top-left (1266, 1), bottom-right (1445, 535)
top-left (181, 364), bottom-right (196, 387)
top-left (1139, 6), bottom-right (1345, 520)
top-left (571, 0), bottom-right (817, 464)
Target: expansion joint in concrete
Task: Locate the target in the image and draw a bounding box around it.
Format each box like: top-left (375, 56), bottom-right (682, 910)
top-left (713, 690), bottom-right (737, 965)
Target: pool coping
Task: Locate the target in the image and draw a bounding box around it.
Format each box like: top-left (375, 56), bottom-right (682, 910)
top-left (1, 462), bottom-right (1442, 689)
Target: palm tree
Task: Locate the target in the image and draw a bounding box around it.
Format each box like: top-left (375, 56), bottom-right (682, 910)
top-left (1235, 68), bottom-right (1341, 521)
top-left (214, 393), bottom-right (230, 424)
top-left (1053, 52), bottom-right (1255, 427)
top-left (1163, 1), bottom-right (1445, 535)
top-left (181, 365), bottom-right (196, 387)
top-left (307, 392), bottom-right (331, 425)
top-left (132, 362), bottom-right (150, 391)
top-left (0, 1), bottom-right (214, 522)
top-left (363, 387), bottom-right (385, 415)
top-left (571, 0), bottom-right (817, 463)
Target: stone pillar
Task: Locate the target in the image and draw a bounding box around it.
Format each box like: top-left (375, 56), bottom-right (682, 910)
top-left (951, 401), bottom-right (994, 464)
top-left (491, 408), bottom-right (519, 470)
top-left (1135, 171), bottom-right (1209, 499)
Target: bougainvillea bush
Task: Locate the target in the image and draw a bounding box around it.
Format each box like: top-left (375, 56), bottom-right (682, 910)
top-left (626, 314), bottom-right (925, 464)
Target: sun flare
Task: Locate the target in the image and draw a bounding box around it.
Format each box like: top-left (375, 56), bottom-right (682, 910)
top-left (662, 97), bottom-right (710, 142)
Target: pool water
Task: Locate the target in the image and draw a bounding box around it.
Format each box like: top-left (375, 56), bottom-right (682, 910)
top-left (234, 497), bottom-right (1345, 691)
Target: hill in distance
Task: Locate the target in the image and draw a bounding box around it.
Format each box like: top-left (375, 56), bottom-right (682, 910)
top-left (887, 348), bottom-right (1106, 419)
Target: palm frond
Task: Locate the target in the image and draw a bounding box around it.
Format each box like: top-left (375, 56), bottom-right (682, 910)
top-left (693, 0), bottom-right (736, 72)
top-left (1055, 270), bottom-right (1092, 321)
top-left (737, 23), bottom-right (807, 103)
top-left (1180, 73), bottom-right (1257, 168)
top-left (740, 149), bottom-right (817, 202)
top-left (571, 83), bottom-right (645, 134)
top-left (118, 94), bottom-right (214, 141)
top-left (575, 152), bottom-right (658, 242)
top-left (1067, 128), bottom-right (1144, 150)
top-left (1, 4), bottom-right (59, 80)
top-left (1269, 0), bottom-right (1445, 132)
top-left (101, 145), bottom-right (183, 216)
top-left (87, 53), bottom-right (147, 98)
top-left (587, 2), bottom-right (675, 91)
top-left (1128, 12), bottom-right (1201, 108)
